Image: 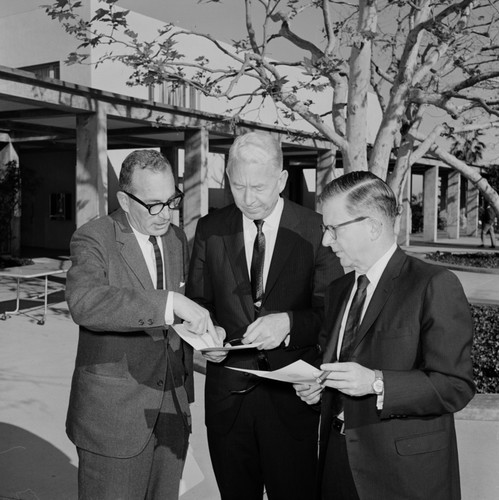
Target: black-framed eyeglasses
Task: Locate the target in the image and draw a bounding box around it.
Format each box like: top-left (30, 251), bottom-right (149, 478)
top-left (321, 216), bottom-right (369, 240)
top-left (123, 188), bottom-right (184, 215)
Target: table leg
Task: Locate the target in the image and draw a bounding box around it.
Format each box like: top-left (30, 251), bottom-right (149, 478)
top-left (1, 278), bottom-right (21, 320)
top-left (37, 275), bottom-right (49, 325)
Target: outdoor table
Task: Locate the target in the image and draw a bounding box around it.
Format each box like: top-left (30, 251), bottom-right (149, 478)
top-left (0, 259), bottom-right (70, 325)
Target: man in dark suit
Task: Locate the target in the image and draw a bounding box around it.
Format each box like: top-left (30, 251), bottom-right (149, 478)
top-left (65, 150), bottom-right (219, 499)
top-left (186, 132), bottom-right (343, 499)
top-left (296, 171), bottom-right (475, 500)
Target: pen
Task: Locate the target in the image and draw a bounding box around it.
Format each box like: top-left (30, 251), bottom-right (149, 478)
top-left (316, 370), bottom-right (332, 384)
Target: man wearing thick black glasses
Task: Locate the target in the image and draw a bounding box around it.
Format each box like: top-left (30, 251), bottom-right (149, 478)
top-left (65, 149), bottom-right (220, 499)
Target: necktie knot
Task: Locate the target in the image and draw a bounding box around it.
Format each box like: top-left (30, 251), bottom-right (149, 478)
top-left (357, 274), bottom-right (369, 292)
top-left (254, 219), bottom-right (264, 232)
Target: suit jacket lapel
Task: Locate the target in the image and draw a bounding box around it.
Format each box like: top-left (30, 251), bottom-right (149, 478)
top-left (113, 209), bottom-right (153, 290)
top-left (322, 274), bottom-right (355, 363)
top-left (222, 206), bottom-right (254, 320)
top-left (263, 199), bottom-right (300, 301)
top-left (353, 247), bottom-right (407, 352)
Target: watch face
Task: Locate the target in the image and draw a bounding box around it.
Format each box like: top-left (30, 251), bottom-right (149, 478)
top-left (373, 380), bottom-right (384, 394)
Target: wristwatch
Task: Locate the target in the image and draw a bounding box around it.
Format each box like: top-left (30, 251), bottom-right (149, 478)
top-left (372, 369), bottom-right (384, 395)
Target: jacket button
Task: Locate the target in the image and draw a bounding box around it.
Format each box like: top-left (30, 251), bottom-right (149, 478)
top-left (138, 319), bottom-right (144, 326)
top-left (147, 319), bottom-right (153, 325)
top-left (157, 380), bottom-right (164, 387)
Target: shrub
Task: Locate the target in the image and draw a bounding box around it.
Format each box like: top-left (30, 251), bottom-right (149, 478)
top-left (426, 251), bottom-right (499, 269)
top-left (470, 303), bottom-right (499, 394)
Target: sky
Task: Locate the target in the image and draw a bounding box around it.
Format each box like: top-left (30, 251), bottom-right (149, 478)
top-left (1, 0), bottom-right (246, 40)
top-left (1, 0), bottom-right (322, 59)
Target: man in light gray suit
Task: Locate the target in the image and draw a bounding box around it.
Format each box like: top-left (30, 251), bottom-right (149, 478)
top-left (65, 150), bottom-right (219, 499)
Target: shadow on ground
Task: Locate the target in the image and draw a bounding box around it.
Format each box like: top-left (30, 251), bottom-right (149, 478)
top-left (0, 423), bottom-right (77, 500)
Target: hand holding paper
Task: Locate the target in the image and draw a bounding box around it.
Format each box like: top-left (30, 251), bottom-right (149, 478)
top-left (172, 323), bottom-right (262, 353)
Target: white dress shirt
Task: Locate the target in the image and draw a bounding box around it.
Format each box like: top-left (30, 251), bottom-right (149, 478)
top-left (336, 242), bottom-right (397, 411)
top-left (129, 224), bottom-right (174, 325)
top-left (242, 197), bottom-right (284, 288)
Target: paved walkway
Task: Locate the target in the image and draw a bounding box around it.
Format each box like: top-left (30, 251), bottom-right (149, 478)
top-left (401, 235), bottom-right (499, 305)
top-left (0, 236), bottom-right (497, 499)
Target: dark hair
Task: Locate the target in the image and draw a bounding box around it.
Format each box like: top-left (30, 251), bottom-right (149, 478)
top-left (319, 171), bottom-right (399, 222)
top-left (119, 150), bottom-right (172, 192)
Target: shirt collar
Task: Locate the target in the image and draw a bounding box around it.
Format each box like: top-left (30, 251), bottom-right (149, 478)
top-left (242, 197), bottom-right (284, 231)
top-left (126, 214), bottom-right (155, 245)
top-left (359, 242), bottom-right (397, 289)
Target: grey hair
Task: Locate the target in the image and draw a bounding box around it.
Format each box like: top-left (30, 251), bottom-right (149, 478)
top-left (319, 171), bottom-right (400, 223)
top-left (227, 132), bottom-right (282, 174)
top-left (119, 150), bottom-right (173, 192)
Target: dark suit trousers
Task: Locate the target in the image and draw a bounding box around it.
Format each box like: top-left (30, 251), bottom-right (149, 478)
top-left (321, 423), bottom-right (359, 500)
top-left (207, 383), bottom-right (318, 500)
top-left (77, 345), bottom-right (190, 500)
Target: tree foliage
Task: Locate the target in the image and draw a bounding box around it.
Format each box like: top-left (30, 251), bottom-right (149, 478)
top-left (0, 160), bottom-right (21, 253)
top-left (44, 0), bottom-right (499, 213)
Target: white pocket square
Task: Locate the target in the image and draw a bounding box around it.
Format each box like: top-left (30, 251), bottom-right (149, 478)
top-left (179, 282), bottom-right (185, 288)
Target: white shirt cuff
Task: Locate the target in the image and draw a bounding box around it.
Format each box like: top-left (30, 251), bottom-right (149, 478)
top-left (165, 291), bottom-right (174, 325)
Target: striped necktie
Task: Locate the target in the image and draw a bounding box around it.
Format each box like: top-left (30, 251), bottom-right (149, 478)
top-left (149, 235), bottom-right (164, 290)
top-left (339, 274), bottom-right (370, 361)
top-left (251, 219), bottom-right (265, 312)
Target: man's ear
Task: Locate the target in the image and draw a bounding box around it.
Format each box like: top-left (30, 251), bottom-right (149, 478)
top-left (369, 218), bottom-right (383, 240)
top-left (278, 169), bottom-right (289, 193)
top-left (117, 191), bottom-right (129, 213)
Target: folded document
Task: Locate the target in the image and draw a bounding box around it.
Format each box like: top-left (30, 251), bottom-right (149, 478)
top-left (227, 360), bottom-right (318, 384)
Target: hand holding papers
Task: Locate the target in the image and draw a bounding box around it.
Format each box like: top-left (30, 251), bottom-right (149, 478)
top-left (228, 359), bottom-right (319, 384)
top-left (172, 323), bottom-right (262, 352)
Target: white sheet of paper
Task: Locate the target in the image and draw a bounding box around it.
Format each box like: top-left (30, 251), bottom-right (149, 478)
top-left (227, 359), bottom-right (318, 384)
top-left (172, 323), bottom-right (262, 352)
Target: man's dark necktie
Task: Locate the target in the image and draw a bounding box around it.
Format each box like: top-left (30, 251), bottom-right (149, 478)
top-left (149, 235), bottom-right (164, 290)
top-left (329, 274), bottom-right (370, 417)
top-left (339, 274), bottom-right (370, 361)
top-left (250, 219), bottom-right (265, 312)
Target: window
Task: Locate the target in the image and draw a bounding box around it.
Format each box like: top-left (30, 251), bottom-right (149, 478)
top-left (19, 62), bottom-right (61, 80)
top-left (148, 81), bottom-right (200, 109)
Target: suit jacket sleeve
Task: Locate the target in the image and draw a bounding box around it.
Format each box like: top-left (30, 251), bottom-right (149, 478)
top-left (288, 240), bottom-right (343, 346)
top-left (66, 219), bottom-right (170, 333)
top-left (381, 269), bottom-right (475, 418)
top-left (185, 217), bottom-right (217, 319)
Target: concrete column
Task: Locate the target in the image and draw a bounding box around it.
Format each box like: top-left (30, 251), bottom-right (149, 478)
top-left (423, 166), bottom-right (439, 242)
top-left (315, 148), bottom-right (336, 210)
top-left (75, 102), bottom-right (108, 228)
top-left (397, 174), bottom-right (411, 246)
top-left (161, 146), bottom-right (181, 227)
top-left (466, 182), bottom-right (479, 236)
top-left (223, 154), bottom-right (234, 206)
top-left (446, 171), bottom-right (461, 239)
top-left (184, 128), bottom-right (209, 245)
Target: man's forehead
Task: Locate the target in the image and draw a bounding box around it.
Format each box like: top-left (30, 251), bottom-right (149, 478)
top-left (132, 170), bottom-right (174, 195)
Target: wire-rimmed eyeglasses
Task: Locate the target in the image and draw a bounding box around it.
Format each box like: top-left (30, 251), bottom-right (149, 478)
top-left (321, 216), bottom-right (369, 239)
top-left (123, 188), bottom-right (184, 215)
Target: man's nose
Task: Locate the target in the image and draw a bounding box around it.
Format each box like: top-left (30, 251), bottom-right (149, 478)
top-left (322, 230), bottom-right (333, 247)
top-left (158, 207), bottom-right (171, 221)
top-left (244, 187), bottom-right (255, 205)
